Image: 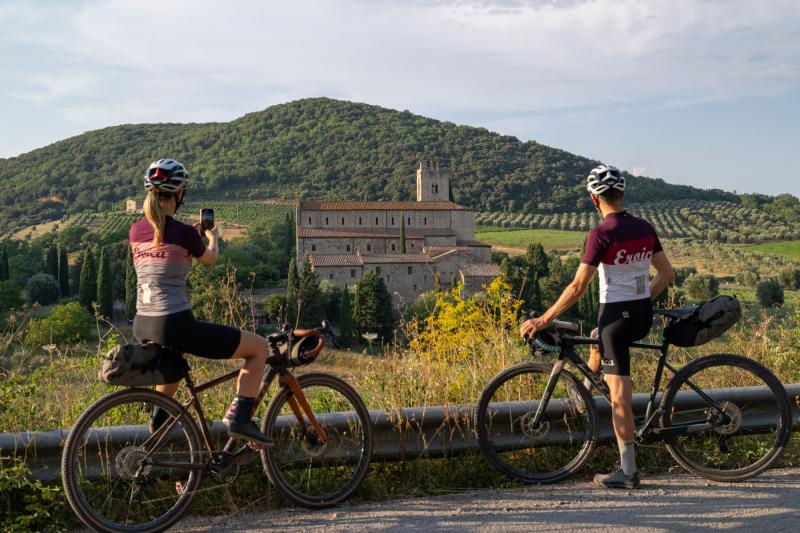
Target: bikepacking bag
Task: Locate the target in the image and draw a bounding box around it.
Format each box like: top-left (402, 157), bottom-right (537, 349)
top-left (99, 343), bottom-right (189, 386)
top-left (663, 295), bottom-right (742, 347)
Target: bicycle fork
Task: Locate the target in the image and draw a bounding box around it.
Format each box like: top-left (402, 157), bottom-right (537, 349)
top-left (530, 360), bottom-right (567, 427)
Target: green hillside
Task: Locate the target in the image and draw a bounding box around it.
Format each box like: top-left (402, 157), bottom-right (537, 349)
top-left (0, 97), bottom-right (744, 232)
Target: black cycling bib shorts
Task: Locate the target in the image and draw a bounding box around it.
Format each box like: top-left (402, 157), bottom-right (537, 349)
top-left (597, 297), bottom-right (653, 376)
top-left (133, 310), bottom-right (241, 360)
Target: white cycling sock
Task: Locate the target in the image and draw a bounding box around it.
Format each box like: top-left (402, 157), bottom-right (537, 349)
top-left (618, 440), bottom-right (637, 476)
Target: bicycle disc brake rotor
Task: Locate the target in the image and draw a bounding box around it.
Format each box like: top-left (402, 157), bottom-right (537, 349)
top-left (115, 446), bottom-right (152, 480)
top-left (713, 401), bottom-right (743, 436)
top-left (519, 413), bottom-right (550, 440)
top-left (298, 430), bottom-right (326, 458)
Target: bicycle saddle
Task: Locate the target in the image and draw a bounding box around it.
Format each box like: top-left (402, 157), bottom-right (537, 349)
top-left (654, 307), bottom-right (698, 320)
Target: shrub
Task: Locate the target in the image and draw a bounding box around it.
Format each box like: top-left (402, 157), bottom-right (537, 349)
top-left (24, 301), bottom-right (94, 348)
top-left (25, 273), bottom-right (60, 305)
top-left (735, 268), bottom-right (760, 288)
top-left (0, 280), bottom-right (23, 315)
top-left (673, 266), bottom-right (697, 287)
top-left (262, 294), bottom-right (287, 322)
top-left (0, 459), bottom-right (70, 532)
top-left (776, 268), bottom-right (800, 291)
top-left (683, 273), bottom-right (719, 301)
top-left (756, 278), bottom-right (784, 308)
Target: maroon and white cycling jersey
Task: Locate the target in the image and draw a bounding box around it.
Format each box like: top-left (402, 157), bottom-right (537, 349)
top-left (129, 216), bottom-right (206, 316)
top-left (582, 211), bottom-right (663, 304)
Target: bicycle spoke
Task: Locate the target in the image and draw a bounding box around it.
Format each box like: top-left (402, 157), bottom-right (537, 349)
top-left (62, 390), bottom-right (203, 531)
top-left (261, 373), bottom-right (372, 507)
top-left (662, 355), bottom-right (791, 480)
top-left (476, 362), bottom-right (597, 484)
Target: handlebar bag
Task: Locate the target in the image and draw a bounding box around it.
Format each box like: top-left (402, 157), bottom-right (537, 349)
top-left (663, 296), bottom-right (742, 347)
top-left (99, 343), bottom-right (189, 386)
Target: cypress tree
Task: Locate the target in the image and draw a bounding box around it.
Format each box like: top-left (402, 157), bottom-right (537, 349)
top-left (0, 244), bottom-right (7, 281)
top-left (79, 247), bottom-right (97, 312)
top-left (399, 214), bottom-right (406, 254)
top-left (352, 270), bottom-right (394, 341)
top-left (58, 246), bottom-right (69, 296)
top-left (285, 213), bottom-right (293, 257)
top-left (525, 242), bottom-right (549, 279)
top-left (338, 288), bottom-right (354, 347)
top-left (286, 254), bottom-right (299, 325)
top-left (47, 245), bottom-right (59, 278)
top-left (124, 244), bottom-right (137, 319)
top-left (97, 246), bottom-right (113, 319)
top-left (297, 255), bottom-right (322, 326)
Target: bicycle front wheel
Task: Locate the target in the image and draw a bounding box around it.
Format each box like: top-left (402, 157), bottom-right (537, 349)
top-left (260, 372), bottom-right (373, 508)
top-left (61, 388), bottom-right (204, 533)
top-left (661, 354), bottom-right (792, 482)
top-left (475, 362), bottom-right (598, 484)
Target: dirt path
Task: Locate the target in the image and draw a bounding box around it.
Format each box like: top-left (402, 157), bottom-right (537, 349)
top-left (173, 468), bottom-right (800, 532)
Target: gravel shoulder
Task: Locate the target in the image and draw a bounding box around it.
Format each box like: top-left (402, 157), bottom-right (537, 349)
top-left (173, 468), bottom-right (800, 532)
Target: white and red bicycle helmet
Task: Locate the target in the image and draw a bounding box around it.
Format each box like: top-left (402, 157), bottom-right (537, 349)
top-left (144, 158), bottom-right (189, 193)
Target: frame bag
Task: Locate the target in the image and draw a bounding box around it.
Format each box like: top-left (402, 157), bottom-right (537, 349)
top-left (663, 296), bottom-right (742, 347)
top-left (99, 343), bottom-right (189, 386)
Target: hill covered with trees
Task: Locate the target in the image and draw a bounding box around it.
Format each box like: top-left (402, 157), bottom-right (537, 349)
top-left (0, 97), bottom-right (750, 231)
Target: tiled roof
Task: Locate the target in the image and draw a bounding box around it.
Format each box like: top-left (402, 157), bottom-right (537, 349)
top-left (309, 255), bottom-right (364, 267)
top-left (309, 252), bottom-right (438, 267)
top-left (364, 253), bottom-right (435, 264)
top-left (458, 262), bottom-right (501, 277)
top-left (456, 239), bottom-right (491, 248)
top-left (298, 227), bottom-right (454, 239)
top-left (298, 200), bottom-right (471, 211)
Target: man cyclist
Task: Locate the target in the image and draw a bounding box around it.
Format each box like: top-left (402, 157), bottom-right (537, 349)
top-left (520, 164), bottom-right (675, 489)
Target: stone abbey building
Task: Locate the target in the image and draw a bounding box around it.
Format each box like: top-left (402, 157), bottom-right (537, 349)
top-left (296, 161), bottom-right (499, 303)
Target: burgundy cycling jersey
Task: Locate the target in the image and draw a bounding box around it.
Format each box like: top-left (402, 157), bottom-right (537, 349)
top-left (129, 216), bottom-right (206, 316)
top-left (582, 211), bottom-right (663, 304)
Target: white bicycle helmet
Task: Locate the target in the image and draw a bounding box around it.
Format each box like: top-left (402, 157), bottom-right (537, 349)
top-left (144, 158), bottom-right (189, 193)
top-left (586, 164), bottom-right (625, 195)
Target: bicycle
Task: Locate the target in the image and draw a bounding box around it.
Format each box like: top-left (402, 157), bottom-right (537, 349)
top-left (475, 308), bottom-right (792, 484)
top-left (62, 320), bottom-right (374, 533)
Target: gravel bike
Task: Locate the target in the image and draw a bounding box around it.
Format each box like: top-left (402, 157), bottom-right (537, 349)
top-left (475, 308), bottom-right (792, 484)
top-left (62, 320), bottom-right (373, 533)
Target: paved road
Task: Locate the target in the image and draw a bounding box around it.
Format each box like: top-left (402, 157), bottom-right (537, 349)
top-left (174, 468), bottom-right (800, 532)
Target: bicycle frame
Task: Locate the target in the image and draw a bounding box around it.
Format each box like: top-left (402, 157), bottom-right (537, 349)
top-left (139, 362), bottom-right (328, 472)
top-left (531, 333), bottom-right (731, 443)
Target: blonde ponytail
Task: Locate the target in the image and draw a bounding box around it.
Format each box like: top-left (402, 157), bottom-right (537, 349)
top-left (144, 190), bottom-right (167, 247)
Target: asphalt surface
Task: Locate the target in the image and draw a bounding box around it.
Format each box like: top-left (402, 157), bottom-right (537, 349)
top-left (173, 468), bottom-right (800, 532)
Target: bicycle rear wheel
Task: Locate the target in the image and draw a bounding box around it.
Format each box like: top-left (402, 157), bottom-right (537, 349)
top-left (661, 354), bottom-right (792, 482)
top-left (61, 388), bottom-right (204, 533)
top-left (260, 372), bottom-right (373, 508)
top-left (475, 362), bottom-right (598, 484)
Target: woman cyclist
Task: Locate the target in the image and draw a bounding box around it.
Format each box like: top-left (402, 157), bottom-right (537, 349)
top-left (129, 158), bottom-right (272, 445)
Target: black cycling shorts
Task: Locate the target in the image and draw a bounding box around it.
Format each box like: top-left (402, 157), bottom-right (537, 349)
top-left (133, 310), bottom-right (241, 360)
top-left (597, 297), bottom-right (653, 377)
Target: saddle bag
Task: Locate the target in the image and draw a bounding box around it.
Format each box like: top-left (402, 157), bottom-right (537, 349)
top-left (99, 343), bottom-right (189, 386)
top-left (663, 295), bottom-right (742, 347)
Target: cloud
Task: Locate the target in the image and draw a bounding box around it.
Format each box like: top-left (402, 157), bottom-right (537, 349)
top-left (0, 0), bottom-right (798, 155)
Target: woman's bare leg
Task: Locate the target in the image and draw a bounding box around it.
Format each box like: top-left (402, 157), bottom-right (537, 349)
top-left (230, 330), bottom-right (268, 397)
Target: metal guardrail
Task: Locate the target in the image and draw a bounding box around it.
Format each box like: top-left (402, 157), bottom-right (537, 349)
top-left (2, 384), bottom-right (799, 481)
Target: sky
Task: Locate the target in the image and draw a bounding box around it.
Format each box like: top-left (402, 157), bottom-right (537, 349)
top-left (0, 0), bottom-right (798, 196)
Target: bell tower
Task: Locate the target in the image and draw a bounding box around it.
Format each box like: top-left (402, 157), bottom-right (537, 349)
top-left (416, 160), bottom-right (450, 202)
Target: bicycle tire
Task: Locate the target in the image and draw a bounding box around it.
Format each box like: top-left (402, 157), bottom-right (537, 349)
top-left (661, 354), bottom-right (792, 482)
top-left (475, 361), bottom-right (598, 484)
top-left (260, 372), bottom-right (374, 508)
top-left (61, 388), bottom-right (204, 533)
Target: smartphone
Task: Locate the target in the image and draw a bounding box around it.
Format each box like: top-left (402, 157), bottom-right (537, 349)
top-left (200, 208), bottom-right (215, 232)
